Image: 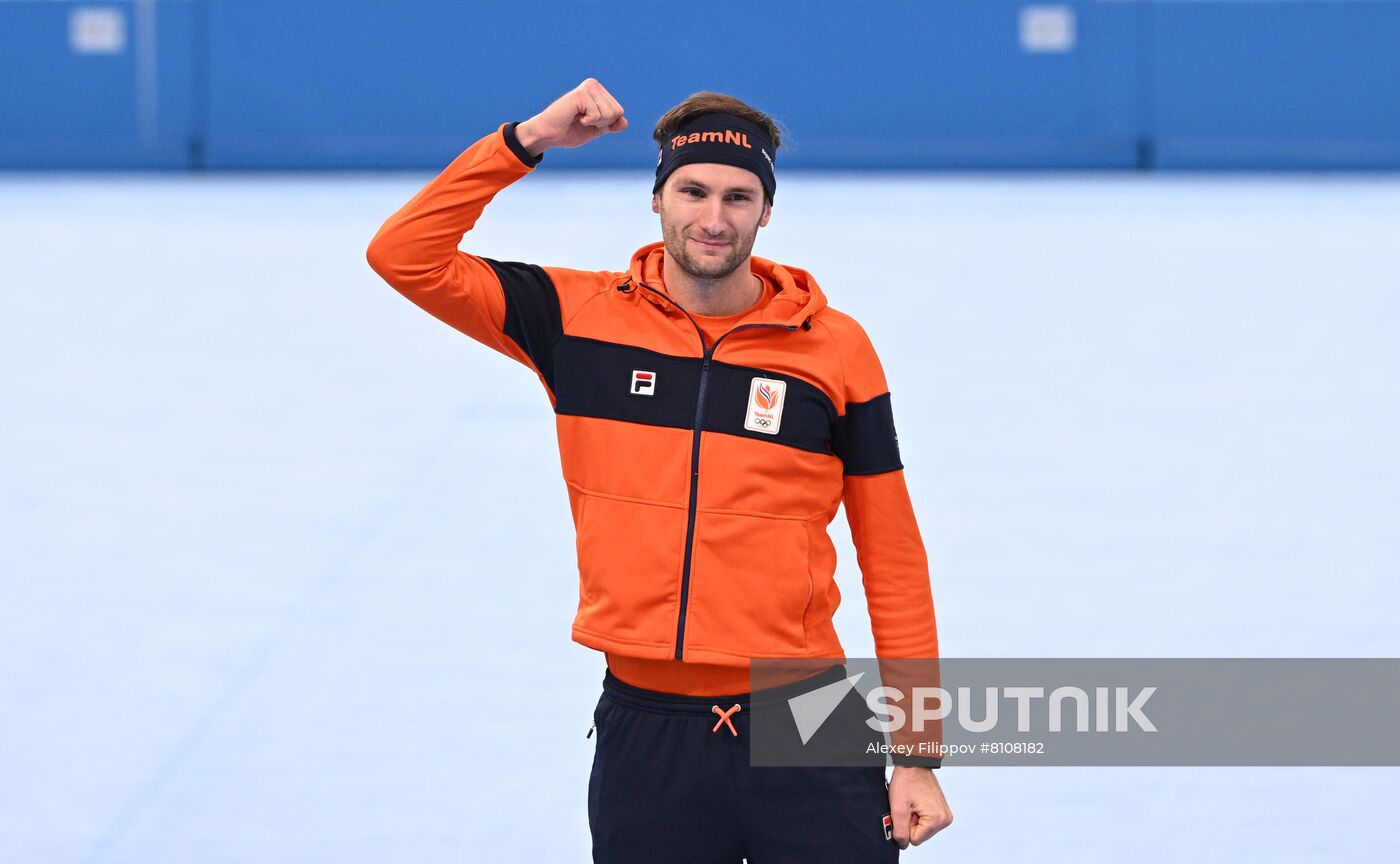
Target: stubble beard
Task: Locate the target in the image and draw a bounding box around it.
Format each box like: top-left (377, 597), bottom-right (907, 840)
top-left (660, 209), bottom-right (759, 282)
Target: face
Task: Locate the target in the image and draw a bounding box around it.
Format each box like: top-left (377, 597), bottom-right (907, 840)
top-left (652, 163), bottom-right (772, 281)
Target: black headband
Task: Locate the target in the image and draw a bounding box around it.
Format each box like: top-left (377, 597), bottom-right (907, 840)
top-left (653, 113), bottom-right (777, 201)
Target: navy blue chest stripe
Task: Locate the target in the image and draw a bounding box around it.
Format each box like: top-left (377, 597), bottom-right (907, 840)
top-left (554, 335), bottom-right (700, 430)
top-left (485, 270), bottom-right (905, 475)
top-left (552, 334), bottom-right (838, 456)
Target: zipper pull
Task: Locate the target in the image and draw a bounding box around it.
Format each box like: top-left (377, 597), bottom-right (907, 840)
top-left (586, 723), bottom-right (595, 739)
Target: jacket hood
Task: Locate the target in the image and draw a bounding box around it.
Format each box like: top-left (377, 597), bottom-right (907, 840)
top-left (622, 241), bottom-right (827, 329)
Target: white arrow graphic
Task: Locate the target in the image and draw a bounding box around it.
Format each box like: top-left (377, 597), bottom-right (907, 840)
top-left (788, 672), bottom-right (865, 745)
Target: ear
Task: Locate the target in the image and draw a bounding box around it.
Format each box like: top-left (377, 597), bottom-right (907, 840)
top-left (651, 192), bottom-right (661, 214)
top-left (758, 199), bottom-right (772, 228)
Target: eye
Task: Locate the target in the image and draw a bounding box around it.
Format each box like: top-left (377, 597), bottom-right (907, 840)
top-left (683, 187), bottom-right (704, 198)
top-left (727, 194), bottom-right (752, 203)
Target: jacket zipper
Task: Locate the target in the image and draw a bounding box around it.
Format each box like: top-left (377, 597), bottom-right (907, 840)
top-left (632, 281), bottom-right (802, 661)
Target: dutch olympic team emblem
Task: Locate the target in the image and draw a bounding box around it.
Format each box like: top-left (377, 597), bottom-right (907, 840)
top-left (744, 377), bottom-right (786, 435)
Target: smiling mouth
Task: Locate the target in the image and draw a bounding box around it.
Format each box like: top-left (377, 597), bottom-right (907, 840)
top-left (691, 238), bottom-right (729, 249)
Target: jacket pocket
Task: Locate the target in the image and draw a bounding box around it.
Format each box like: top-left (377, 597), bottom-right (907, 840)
top-left (684, 511), bottom-right (812, 656)
top-left (571, 493), bottom-right (687, 649)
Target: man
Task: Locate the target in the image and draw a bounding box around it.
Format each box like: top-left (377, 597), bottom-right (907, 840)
top-left (367, 78), bottom-right (952, 861)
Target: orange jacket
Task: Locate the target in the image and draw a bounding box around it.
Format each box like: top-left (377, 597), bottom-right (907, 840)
top-left (367, 122), bottom-right (938, 668)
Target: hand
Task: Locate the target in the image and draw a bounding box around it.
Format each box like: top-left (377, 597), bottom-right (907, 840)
top-left (887, 766), bottom-right (953, 849)
top-left (515, 78), bottom-right (627, 157)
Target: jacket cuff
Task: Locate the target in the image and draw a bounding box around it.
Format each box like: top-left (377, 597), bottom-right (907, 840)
top-left (503, 121), bottom-right (543, 168)
top-left (891, 755), bottom-right (942, 769)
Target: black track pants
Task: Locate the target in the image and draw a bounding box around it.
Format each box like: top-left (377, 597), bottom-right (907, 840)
top-left (588, 667), bottom-right (899, 863)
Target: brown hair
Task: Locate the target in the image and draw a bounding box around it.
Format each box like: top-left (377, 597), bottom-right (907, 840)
top-left (653, 91), bottom-right (783, 153)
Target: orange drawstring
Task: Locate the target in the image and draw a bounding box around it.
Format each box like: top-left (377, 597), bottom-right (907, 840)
top-left (711, 704), bottom-right (741, 736)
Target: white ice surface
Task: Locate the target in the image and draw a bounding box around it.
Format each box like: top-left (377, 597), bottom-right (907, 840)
top-left (2, 168), bottom-right (1398, 862)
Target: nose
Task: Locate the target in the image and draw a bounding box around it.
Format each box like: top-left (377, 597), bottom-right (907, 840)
top-left (698, 196), bottom-right (727, 236)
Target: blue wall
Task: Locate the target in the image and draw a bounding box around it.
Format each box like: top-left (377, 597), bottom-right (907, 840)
top-left (1149, 1), bottom-right (1400, 169)
top-left (2, 0), bottom-right (1398, 171)
top-left (0, 0), bottom-right (201, 169)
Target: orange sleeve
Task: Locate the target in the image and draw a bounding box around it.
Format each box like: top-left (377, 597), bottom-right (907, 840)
top-left (843, 470), bottom-right (939, 660)
top-left (366, 122), bottom-right (586, 392)
top-left (838, 320), bottom-right (942, 766)
top-left (829, 314), bottom-right (939, 659)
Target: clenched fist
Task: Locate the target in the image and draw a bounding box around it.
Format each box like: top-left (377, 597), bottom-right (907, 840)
top-left (515, 79), bottom-right (627, 157)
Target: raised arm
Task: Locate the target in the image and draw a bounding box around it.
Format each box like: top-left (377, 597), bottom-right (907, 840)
top-left (365, 79), bottom-right (627, 383)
